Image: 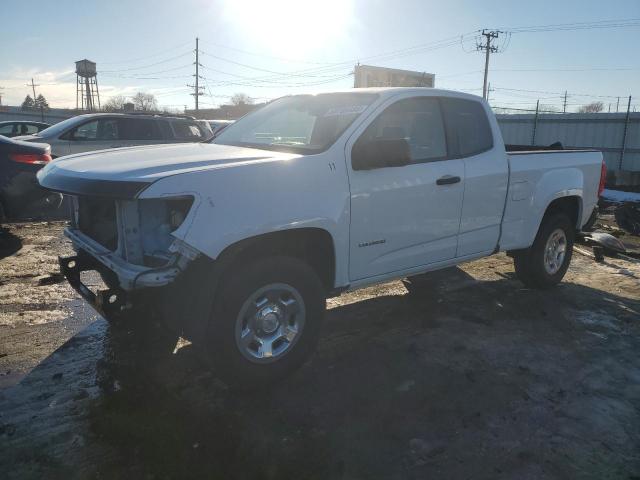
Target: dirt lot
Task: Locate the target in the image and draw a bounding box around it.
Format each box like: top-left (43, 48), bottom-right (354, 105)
top-left (1, 221), bottom-right (639, 479)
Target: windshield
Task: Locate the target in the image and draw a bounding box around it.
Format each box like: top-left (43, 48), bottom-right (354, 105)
top-left (213, 92), bottom-right (378, 154)
top-left (37, 116), bottom-right (88, 137)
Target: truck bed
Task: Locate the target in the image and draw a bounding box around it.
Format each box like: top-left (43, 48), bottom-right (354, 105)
top-left (499, 149), bottom-right (603, 251)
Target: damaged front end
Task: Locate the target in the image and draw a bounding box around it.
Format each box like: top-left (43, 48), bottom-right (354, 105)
top-left (60, 194), bottom-right (199, 317)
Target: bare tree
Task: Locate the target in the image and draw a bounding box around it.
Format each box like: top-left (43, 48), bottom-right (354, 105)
top-left (103, 95), bottom-right (127, 112)
top-left (131, 92), bottom-right (158, 111)
top-left (230, 93), bottom-right (254, 106)
top-left (577, 101), bottom-right (604, 113)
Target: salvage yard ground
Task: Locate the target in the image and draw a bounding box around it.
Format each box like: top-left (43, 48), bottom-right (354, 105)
top-left (1, 221), bottom-right (639, 479)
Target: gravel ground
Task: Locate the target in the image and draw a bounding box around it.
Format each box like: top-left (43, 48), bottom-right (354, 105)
top-left (0, 221), bottom-right (639, 479)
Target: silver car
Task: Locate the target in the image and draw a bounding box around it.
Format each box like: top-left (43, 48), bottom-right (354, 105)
top-left (15, 113), bottom-right (213, 158)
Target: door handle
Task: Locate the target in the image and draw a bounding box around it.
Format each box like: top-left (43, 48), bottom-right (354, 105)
top-left (110, 144), bottom-right (123, 148)
top-left (436, 175), bottom-right (461, 185)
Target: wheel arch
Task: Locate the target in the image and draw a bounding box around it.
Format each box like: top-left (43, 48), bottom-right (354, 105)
top-left (543, 195), bottom-right (582, 230)
top-left (506, 194), bottom-right (582, 256)
top-left (214, 227), bottom-right (337, 294)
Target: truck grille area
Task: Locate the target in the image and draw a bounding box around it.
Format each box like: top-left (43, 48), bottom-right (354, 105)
top-left (77, 196), bottom-right (118, 250)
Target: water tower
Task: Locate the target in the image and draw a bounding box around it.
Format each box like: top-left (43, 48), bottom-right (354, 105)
top-left (75, 59), bottom-right (100, 111)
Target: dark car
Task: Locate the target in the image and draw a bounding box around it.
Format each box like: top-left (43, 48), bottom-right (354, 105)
top-left (0, 135), bottom-right (61, 221)
top-left (0, 120), bottom-right (51, 138)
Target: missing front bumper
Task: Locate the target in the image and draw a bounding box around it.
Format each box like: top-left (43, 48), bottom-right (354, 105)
top-left (59, 255), bottom-right (129, 319)
top-left (64, 227), bottom-right (184, 290)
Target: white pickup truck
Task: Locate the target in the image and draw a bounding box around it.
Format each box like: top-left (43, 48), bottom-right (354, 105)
top-left (38, 88), bottom-right (605, 386)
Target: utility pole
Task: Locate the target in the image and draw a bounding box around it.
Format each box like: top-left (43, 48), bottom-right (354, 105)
top-left (0, 86), bottom-right (4, 106)
top-left (619, 95), bottom-right (632, 170)
top-left (477, 30), bottom-right (503, 100)
top-left (187, 37), bottom-right (204, 111)
top-left (195, 37), bottom-right (199, 111)
top-left (531, 99), bottom-right (540, 145)
top-left (616, 97), bottom-right (620, 112)
top-left (27, 78), bottom-right (39, 101)
top-left (487, 82), bottom-right (493, 104)
top-left (563, 91), bottom-right (568, 113)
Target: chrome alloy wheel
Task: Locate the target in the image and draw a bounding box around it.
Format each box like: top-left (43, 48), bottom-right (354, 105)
top-left (543, 228), bottom-right (567, 275)
top-left (234, 283), bottom-right (306, 363)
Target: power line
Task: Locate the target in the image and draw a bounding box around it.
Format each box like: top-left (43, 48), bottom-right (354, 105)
top-left (99, 40), bottom-right (195, 65)
top-left (200, 51), bottom-right (353, 79)
top-left (199, 64), bottom-right (353, 85)
top-left (101, 51), bottom-right (193, 73)
top-left (197, 39), bottom-right (336, 66)
top-left (102, 63), bottom-right (192, 77)
top-left (503, 18), bottom-right (640, 34)
top-left (201, 31), bottom-right (479, 85)
top-left (491, 86), bottom-right (629, 99)
top-left (201, 72), bottom-right (353, 89)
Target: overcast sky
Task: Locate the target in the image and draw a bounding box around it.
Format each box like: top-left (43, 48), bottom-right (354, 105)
top-left (1, 0), bottom-right (639, 112)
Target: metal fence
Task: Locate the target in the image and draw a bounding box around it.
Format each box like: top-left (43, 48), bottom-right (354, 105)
top-left (496, 111), bottom-right (640, 177)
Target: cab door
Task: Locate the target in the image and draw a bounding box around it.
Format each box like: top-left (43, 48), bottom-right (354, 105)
top-left (346, 95), bottom-right (465, 281)
top-left (440, 98), bottom-right (508, 257)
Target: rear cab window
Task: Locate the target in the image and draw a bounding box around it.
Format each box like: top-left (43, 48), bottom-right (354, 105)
top-left (169, 120), bottom-right (207, 140)
top-left (441, 98), bottom-right (493, 157)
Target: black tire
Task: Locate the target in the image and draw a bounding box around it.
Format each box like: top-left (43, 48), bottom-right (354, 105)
top-left (513, 212), bottom-right (574, 289)
top-left (0, 198), bottom-right (7, 223)
top-left (205, 255), bottom-right (326, 388)
top-left (582, 206), bottom-right (598, 232)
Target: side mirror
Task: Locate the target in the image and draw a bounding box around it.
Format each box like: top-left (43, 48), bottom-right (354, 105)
top-left (352, 138), bottom-right (411, 171)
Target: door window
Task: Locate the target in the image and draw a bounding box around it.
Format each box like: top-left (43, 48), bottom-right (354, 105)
top-left (23, 123), bottom-right (40, 134)
top-left (441, 98), bottom-right (493, 157)
top-left (354, 97), bottom-right (447, 167)
top-left (0, 124), bottom-right (16, 135)
top-left (69, 119), bottom-right (119, 141)
top-left (118, 118), bottom-right (163, 141)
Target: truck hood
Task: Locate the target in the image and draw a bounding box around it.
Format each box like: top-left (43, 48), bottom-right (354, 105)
top-left (37, 143), bottom-right (299, 198)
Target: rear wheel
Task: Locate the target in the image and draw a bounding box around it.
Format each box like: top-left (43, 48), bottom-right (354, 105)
top-left (513, 212), bottom-right (574, 289)
top-left (205, 256), bottom-right (326, 388)
top-left (0, 198), bottom-right (7, 223)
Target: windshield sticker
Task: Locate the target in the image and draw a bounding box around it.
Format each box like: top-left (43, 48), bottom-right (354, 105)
top-left (323, 105), bottom-right (369, 117)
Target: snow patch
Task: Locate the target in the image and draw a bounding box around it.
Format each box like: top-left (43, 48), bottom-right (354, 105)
top-left (602, 189), bottom-right (640, 204)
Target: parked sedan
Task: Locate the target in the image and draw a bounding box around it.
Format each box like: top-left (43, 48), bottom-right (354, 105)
top-left (0, 121), bottom-right (50, 138)
top-left (0, 136), bottom-right (61, 221)
top-left (14, 113), bottom-right (213, 158)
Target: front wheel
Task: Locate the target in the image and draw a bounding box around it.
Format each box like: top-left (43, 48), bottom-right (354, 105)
top-left (513, 212), bottom-right (575, 289)
top-left (205, 256), bottom-right (326, 388)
